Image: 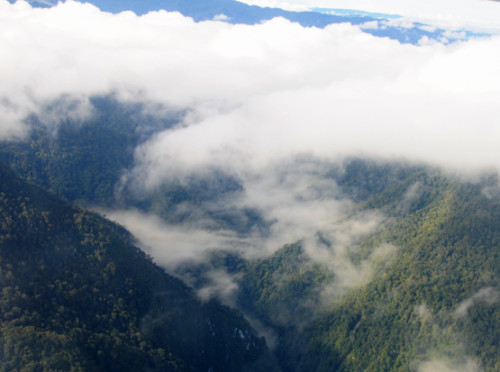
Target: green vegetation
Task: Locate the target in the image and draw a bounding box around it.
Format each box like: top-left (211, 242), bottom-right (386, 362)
top-left (238, 243), bottom-right (334, 328)
top-left (0, 98), bottom-right (498, 371)
top-left (234, 164), bottom-right (500, 371)
top-left (0, 162), bottom-right (276, 371)
top-left (0, 96), bottom-right (180, 206)
top-left (0, 96), bottom-right (262, 233)
top-left (178, 162), bottom-right (500, 371)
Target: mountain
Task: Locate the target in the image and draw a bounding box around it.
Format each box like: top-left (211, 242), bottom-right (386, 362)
top-left (1, 98), bottom-right (499, 371)
top-left (0, 161), bottom-right (277, 371)
top-left (0, 96), bottom-right (180, 207)
top-left (0, 95), bottom-right (258, 230)
top-left (0, 95), bottom-right (264, 233)
top-left (175, 161), bottom-right (500, 371)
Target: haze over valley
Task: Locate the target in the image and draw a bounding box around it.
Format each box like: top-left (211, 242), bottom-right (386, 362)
top-left (1, 1), bottom-right (499, 371)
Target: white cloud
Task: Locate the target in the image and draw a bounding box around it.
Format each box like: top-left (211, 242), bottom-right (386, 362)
top-left (108, 156), bottom-right (398, 307)
top-left (3, 0), bottom-right (500, 276)
top-left (132, 35), bottom-right (500, 179)
top-left (213, 13), bottom-right (231, 21)
top-left (454, 287), bottom-right (500, 317)
top-left (359, 20), bottom-right (379, 30)
top-left (106, 158), bottom-right (360, 263)
top-left (103, 208), bottom-right (247, 267)
top-left (2, 1), bottom-right (500, 175)
top-left (417, 358), bottom-right (480, 372)
top-left (197, 270), bottom-right (240, 305)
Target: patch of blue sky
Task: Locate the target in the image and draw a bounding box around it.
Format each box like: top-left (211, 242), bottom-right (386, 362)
top-left (11, 0), bottom-right (56, 5)
top-left (311, 7), bottom-right (401, 20)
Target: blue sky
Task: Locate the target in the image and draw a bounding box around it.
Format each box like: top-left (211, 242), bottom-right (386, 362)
top-left (239, 0), bottom-right (500, 33)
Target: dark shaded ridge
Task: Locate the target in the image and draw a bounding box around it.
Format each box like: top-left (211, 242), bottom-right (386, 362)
top-left (0, 161), bottom-right (277, 371)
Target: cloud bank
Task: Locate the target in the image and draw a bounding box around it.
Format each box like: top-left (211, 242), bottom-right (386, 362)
top-left (3, 4), bottom-right (498, 362)
top-left (2, 0), bottom-right (500, 176)
top-left (3, 0), bottom-right (500, 275)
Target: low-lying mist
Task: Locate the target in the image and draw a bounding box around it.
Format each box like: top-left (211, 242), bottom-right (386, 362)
top-left (105, 156), bottom-right (400, 312)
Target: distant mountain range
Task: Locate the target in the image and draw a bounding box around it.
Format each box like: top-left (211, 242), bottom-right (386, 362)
top-left (15, 0), bottom-right (484, 44)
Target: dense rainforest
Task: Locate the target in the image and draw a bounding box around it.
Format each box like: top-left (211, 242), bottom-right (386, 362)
top-left (0, 97), bottom-right (498, 371)
top-left (0, 162), bottom-right (275, 371)
top-left (233, 166), bottom-right (500, 371)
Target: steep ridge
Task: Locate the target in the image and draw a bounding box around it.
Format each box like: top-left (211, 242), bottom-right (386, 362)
top-left (230, 165), bottom-right (500, 371)
top-left (174, 162), bottom-right (500, 371)
top-left (289, 171), bottom-right (500, 371)
top-left (0, 161), bottom-right (276, 371)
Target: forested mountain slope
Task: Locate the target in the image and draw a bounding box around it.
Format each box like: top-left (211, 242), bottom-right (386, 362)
top-left (0, 103), bottom-right (499, 371)
top-left (0, 96), bottom-right (181, 207)
top-left (278, 169), bottom-right (500, 371)
top-left (0, 162), bottom-right (276, 371)
top-left (0, 96), bottom-right (252, 231)
top-left (179, 165), bottom-right (500, 371)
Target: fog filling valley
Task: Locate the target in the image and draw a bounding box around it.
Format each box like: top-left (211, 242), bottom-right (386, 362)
top-left (2, 1), bottom-right (500, 370)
